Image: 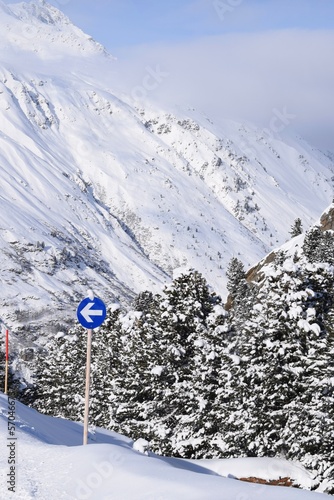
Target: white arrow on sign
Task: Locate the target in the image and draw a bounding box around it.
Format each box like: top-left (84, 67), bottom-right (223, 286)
top-left (80, 302), bottom-right (104, 323)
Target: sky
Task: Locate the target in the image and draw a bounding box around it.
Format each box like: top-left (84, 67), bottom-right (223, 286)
top-left (3, 0), bottom-right (334, 153)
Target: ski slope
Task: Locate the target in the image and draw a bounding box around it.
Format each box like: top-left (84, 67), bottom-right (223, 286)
top-left (0, 393), bottom-right (330, 499)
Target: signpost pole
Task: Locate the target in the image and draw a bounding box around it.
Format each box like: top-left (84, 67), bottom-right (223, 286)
top-left (4, 329), bottom-right (9, 395)
top-left (83, 328), bottom-right (93, 445)
top-left (77, 291), bottom-right (106, 446)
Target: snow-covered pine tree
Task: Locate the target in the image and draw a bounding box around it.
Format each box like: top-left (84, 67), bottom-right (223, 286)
top-left (302, 226), bottom-right (324, 262)
top-left (289, 217), bottom-right (303, 237)
top-left (320, 230), bottom-right (334, 265)
top-left (280, 262), bottom-right (334, 494)
top-left (132, 290), bottom-right (158, 313)
top-left (156, 269), bottom-right (222, 457)
top-left (115, 269), bottom-right (223, 458)
top-left (225, 257), bottom-right (255, 333)
top-left (219, 272), bottom-right (283, 459)
top-left (220, 244), bottom-right (334, 493)
top-left (31, 331), bottom-right (86, 420)
top-left (226, 257), bottom-right (248, 299)
top-left (113, 292), bottom-right (172, 449)
top-left (31, 303), bottom-right (126, 428)
top-left (184, 304), bottom-right (232, 458)
top-left (88, 303), bottom-right (126, 429)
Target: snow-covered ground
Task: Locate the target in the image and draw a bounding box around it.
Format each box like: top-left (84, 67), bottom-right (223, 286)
top-left (0, 393), bottom-right (330, 499)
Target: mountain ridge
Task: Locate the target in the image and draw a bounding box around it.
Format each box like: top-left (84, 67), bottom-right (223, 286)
top-left (0, 0), bottom-right (333, 339)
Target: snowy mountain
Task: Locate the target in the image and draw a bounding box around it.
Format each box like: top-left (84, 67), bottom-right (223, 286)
top-left (0, 0), bottom-right (333, 339)
top-left (0, 392), bottom-right (330, 499)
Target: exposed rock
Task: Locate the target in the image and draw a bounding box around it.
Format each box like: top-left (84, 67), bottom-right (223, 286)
top-left (319, 203), bottom-right (334, 231)
top-left (245, 250), bottom-right (276, 284)
top-left (239, 476), bottom-right (299, 488)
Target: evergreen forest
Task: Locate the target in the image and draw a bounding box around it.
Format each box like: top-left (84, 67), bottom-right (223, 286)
top-left (2, 222), bottom-right (334, 494)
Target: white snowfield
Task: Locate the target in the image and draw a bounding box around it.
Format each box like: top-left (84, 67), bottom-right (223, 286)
top-left (0, 1), bottom-right (333, 334)
top-left (0, 394), bottom-right (329, 499)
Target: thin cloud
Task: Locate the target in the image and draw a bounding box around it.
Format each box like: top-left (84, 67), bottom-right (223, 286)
top-left (115, 29), bottom-right (334, 152)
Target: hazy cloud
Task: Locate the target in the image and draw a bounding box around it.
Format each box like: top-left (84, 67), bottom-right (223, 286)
top-left (2, 0), bottom-right (333, 152)
top-left (115, 29), bottom-right (334, 152)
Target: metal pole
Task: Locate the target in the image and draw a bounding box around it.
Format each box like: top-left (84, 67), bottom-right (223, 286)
top-left (83, 328), bottom-right (92, 445)
top-left (4, 329), bottom-right (9, 395)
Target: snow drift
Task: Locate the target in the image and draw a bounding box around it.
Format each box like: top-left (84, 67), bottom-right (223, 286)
top-left (0, 393), bottom-right (329, 499)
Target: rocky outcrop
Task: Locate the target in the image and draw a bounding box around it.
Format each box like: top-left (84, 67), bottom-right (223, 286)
top-left (245, 250), bottom-right (276, 284)
top-left (239, 476), bottom-right (299, 488)
top-left (247, 203), bottom-right (334, 285)
top-left (319, 203), bottom-right (334, 231)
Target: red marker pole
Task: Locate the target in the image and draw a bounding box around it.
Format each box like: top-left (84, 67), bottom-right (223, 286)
top-left (4, 329), bottom-right (9, 395)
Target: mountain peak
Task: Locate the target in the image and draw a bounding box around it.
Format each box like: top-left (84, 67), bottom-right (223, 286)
top-left (0, 0), bottom-right (333, 336)
top-left (11, 0), bottom-right (71, 26)
top-left (0, 0), bottom-right (110, 59)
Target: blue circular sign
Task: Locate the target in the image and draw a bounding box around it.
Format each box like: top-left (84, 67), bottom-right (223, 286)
top-left (77, 296), bottom-right (107, 329)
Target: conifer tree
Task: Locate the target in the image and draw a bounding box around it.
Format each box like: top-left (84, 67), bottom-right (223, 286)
top-left (159, 272), bottom-right (214, 429)
top-left (184, 308), bottom-right (232, 458)
top-left (226, 258), bottom-right (256, 344)
top-left (114, 303), bottom-right (172, 450)
top-left (226, 257), bottom-right (247, 298)
top-left (31, 304), bottom-right (126, 428)
top-left (303, 226), bottom-right (334, 265)
top-left (290, 217), bottom-right (303, 237)
top-left (220, 252), bottom-right (334, 495)
top-left (281, 263), bottom-right (334, 493)
top-left (115, 269), bottom-right (224, 457)
top-left (320, 230), bottom-right (334, 265)
top-left (32, 331), bottom-right (86, 420)
top-left (302, 226), bottom-right (323, 262)
top-left (90, 303), bottom-right (129, 429)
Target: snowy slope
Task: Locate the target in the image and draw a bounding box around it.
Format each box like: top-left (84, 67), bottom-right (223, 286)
top-left (0, 0), bottom-right (333, 337)
top-left (245, 201), bottom-right (334, 285)
top-left (0, 393), bottom-right (330, 499)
